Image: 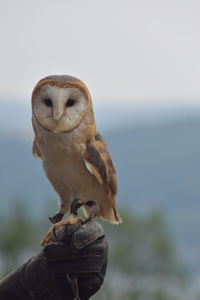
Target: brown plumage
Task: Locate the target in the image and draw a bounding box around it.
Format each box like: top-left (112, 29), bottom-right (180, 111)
top-left (84, 133), bottom-right (119, 222)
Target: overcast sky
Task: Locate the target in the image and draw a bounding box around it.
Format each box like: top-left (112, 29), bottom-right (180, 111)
top-left (1, 0), bottom-right (200, 109)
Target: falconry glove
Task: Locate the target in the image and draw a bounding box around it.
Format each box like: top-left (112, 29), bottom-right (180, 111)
top-left (0, 220), bottom-right (108, 300)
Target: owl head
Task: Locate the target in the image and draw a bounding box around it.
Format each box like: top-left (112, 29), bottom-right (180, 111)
top-left (32, 75), bottom-right (95, 133)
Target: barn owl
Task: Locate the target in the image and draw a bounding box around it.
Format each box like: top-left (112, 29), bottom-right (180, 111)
top-left (32, 75), bottom-right (122, 245)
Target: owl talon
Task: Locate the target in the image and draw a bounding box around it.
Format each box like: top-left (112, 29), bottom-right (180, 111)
top-left (70, 199), bottom-right (83, 215)
top-left (84, 200), bottom-right (99, 222)
top-left (49, 212), bottom-right (64, 224)
top-left (40, 227), bottom-right (55, 246)
top-left (40, 214), bottom-right (82, 247)
top-left (52, 226), bottom-right (58, 239)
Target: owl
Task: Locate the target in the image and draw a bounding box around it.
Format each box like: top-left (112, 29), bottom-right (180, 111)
top-left (32, 75), bottom-right (122, 245)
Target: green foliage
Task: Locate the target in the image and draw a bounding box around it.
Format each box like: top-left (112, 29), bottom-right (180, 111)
top-left (0, 200), bottom-right (37, 276)
top-left (93, 210), bottom-right (186, 300)
top-left (101, 210), bottom-right (181, 275)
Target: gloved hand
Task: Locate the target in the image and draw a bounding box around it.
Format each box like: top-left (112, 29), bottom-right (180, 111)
top-left (44, 220), bottom-right (108, 300)
top-left (0, 220), bottom-right (108, 300)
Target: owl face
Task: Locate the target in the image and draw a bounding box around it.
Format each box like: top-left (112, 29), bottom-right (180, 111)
top-left (32, 84), bottom-right (89, 133)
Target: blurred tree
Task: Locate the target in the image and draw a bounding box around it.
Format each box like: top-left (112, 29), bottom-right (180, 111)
top-left (0, 199), bottom-right (37, 276)
top-left (93, 210), bottom-right (187, 300)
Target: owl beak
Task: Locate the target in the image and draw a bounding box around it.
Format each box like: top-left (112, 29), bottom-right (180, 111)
top-left (53, 109), bottom-right (63, 122)
top-left (52, 100), bottom-right (65, 121)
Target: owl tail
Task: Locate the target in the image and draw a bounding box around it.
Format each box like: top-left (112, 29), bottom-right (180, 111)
top-left (99, 205), bottom-right (122, 224)
top-left (83, 199), bottom-right (122, 224)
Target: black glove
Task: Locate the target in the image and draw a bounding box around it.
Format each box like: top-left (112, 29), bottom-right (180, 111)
top-left (0, 220), bottom-right (108, 300)
top-left (44, 220), bottom-right (108, 299)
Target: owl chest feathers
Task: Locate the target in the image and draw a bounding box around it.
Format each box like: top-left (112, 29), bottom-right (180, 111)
top-left (33, 120), bottom-right (98, 197)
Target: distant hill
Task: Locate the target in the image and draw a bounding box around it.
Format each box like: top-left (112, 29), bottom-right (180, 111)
top-left (1, 118), bottom-right (200, 273)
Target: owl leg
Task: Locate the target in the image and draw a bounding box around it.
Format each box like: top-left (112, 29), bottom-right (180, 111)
top-left (84, 200), bottom-right (99, 221)
top-left (49, 193), bottom-right (72, 224)
top-left (40, 199), bottom-right (83, 246)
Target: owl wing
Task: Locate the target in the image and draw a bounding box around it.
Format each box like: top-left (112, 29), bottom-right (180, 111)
top-left (32, 138), bottom-right (41, 158)
top-left (84, 132), bottom-right (121, 223)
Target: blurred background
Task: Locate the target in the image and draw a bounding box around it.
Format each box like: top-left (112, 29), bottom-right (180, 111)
top-left (1, 0), bottom-right (200, 299)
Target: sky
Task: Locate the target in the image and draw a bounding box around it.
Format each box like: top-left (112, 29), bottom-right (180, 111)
top-left (1, 0), bottom-right (200, 109)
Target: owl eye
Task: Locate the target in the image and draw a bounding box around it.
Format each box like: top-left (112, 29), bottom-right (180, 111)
top-left (44, 98), bottom-right (53, 107)
top-left (66, 99), bottom-right (75, 107)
